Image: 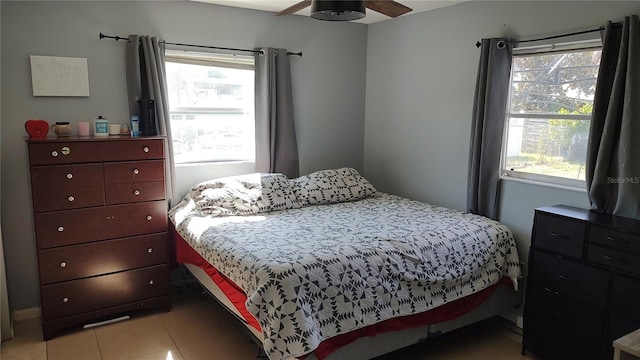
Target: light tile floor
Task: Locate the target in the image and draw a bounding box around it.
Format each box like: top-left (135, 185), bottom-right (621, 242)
top-left (2, 286), bottom-right (537, 360)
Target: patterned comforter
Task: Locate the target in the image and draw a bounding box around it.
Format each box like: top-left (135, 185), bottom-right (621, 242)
top-left (169, 193), bottom-right (521, 360)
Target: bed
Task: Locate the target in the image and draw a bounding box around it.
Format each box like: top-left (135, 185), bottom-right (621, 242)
top-left (168, 168), bottom-right (522, 360)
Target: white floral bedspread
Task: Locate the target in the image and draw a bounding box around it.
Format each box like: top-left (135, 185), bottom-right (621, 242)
top-left (169, 193), bottom-right (521, 360)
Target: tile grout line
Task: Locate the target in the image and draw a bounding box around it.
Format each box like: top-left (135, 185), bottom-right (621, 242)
top-left (91, 328), bottom-right (105, 360)
top-left (156, 314), bottom-right (187, 360)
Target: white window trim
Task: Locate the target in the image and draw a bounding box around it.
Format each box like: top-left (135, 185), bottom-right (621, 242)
top-left (499, 173), bottom-right (587, 193)
top-left (513, 38), bottom-right (602, 55)
top-left (165, 49), bottom-right (255, 70)
top-left (500, 39), bottom-right (601, 190)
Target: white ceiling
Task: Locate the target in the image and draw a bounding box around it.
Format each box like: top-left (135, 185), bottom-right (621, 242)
top-left (190, 0), bottom-right (468, 24)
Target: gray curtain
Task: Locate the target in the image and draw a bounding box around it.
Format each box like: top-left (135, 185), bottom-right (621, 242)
top-left (254, 48), bottom-right (299, 178)
top-left (467, 38), bottom-right (513, 220)
top-left (126, 35), bottom-right (176, 206)
top-left (586, 15), bottom-right (640, 218)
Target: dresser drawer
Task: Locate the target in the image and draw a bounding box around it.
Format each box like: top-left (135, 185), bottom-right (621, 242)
top-left (524, 284), bottom-right (604, 359)
top-left (589, 225), bottom-right (640, 255)
top-left (534, 213), bottom-right (586, 258)
top-left (38, 233), bottom-right (168, 285)
top-left (32, 185), bottom-right (105, 212)
top-left (41, 264), bottom-right (169, 321)
top-left (29, 139), bottom-right (164, 165)
top-left (587, 244), bottom-right (640, 276)
top-left (529, 250), bottom-right (609, 308)
top-left (31, 164), bottom-right (106, 212)
top-left (31, 164), bottom-right (104, 190)
top-left (105, 181), bottom-right (166, 205)
top-left (104, 160), bottom-right (164, 184)
top-left (611, 274), bottom-right (640, 321)
top-left (35, 200), bottom-right (168, 249)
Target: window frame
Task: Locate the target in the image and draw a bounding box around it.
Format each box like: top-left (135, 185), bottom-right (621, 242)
top-left (500, 39), bottom-right (602, 190)
top-left (165, 49), bottom-right (256, 165)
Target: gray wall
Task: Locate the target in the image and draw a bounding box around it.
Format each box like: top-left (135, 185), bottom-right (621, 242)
top-left (1, 1), bottom-right (367, 311)
top-left (364, 1), bottom-right (640, 264)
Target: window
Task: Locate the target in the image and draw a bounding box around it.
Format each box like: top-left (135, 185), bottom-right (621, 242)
top-left (165, 50), bottom-right (255, 164)
top-left (502, 42), bottom-right (601, 188)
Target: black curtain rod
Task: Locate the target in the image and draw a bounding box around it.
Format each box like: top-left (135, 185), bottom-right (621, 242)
top-left (475, 26), bottom-right (605, 48)
top-left (99, 33), bottom-right (303, 57)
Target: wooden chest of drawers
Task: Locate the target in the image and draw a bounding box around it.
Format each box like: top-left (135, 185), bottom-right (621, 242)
top-left (26, 136), bottom-right (171, 340)
top-left (523, 205), bottom-right (640, 360)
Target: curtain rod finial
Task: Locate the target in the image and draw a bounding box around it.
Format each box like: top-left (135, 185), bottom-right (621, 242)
top-left (475, 41), bottom-right (481, 48)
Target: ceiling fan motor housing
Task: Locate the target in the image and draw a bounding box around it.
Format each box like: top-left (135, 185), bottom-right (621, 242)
top-left (310, 0), bottom-right (366, 21)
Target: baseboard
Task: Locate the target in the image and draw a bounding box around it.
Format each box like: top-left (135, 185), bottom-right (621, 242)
top-left (13, 307), bottom-right (40, 322)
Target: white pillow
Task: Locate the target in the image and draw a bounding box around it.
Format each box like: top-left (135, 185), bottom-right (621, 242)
top-left (290, 168), bottom-right (377, 207)
top-left (190, 173), bottom-right (299, 216)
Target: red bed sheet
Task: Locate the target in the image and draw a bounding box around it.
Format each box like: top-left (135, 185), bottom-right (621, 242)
top-left (172, 226), bottom-right (510, 359)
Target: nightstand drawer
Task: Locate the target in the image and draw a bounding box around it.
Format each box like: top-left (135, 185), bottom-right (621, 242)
top-left (587, 244), bottom-right (640, 277)
top-left (534, 213), bottom-right (586, 258)
top-left (529, 250), bottom-right (609, 308)
top-left (38, 233), bottom-right (168, 285)
top-left (589, 225), bottom-right (640, 254)
top-left (104, 160), bottom-right (165, 184)
top-left (41, 264), bottom-right (169, 321)
top-left (35, 200), bottom-right (168, 249)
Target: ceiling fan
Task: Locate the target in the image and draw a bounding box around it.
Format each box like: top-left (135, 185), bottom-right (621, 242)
top-left (276, 0), bottom-right (413, 21)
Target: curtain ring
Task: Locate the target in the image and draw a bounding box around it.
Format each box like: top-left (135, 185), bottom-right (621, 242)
top-left (497, 40), bottom-right (506, 49)
top-left (259, 49), bottom-right (265, 56)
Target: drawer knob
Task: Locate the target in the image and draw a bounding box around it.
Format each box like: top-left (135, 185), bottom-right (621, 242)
top-left (607, 235), bottom-right (631, 245)
top-left (51, 151), bottom-right (59, 157)
top-left (146, 215), bottom-right (152, 221)
top-left (133, 169), bottom-right (140, 175)
top-left (143, 146), bottom-right (149, 153)
top-left (147, 247), bottom-right (153, 253)
top-left (66, 173), bottom-right (73, 180)
top-left (548, 231), bottom-right (570, 240)
top-left (60, 262), bottom-right (67, 268)
top-left (67, 196), bottom-right (75, 202)
top-left (134, 190), bottom-right (140, 196)
top-left (62, 297), bottom-right (69, 303)
top-left (557, 274), bottom-right (572, 281)
top-left (57, 226), bottom-right (64, 232)
top-left (149, 280), bottom-right (154, 285)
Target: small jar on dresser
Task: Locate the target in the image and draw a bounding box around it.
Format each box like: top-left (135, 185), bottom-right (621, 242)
top-left (26, 136), bottom-right (172, 340)
top-left (522, 205), bottom-right (640, 360)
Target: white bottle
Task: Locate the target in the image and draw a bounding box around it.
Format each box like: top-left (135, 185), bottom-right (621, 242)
top-left (94, 116), bottom-right (109, 137)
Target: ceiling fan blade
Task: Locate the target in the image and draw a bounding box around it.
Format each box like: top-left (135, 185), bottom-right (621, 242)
top-left (365, 0), bottom-right (412, 18)
top-left (276, 0), bottom-right (312, 16)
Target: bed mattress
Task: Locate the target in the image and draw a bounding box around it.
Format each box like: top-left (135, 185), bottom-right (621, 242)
top-left (169, 192), bottom-right (521, 360)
